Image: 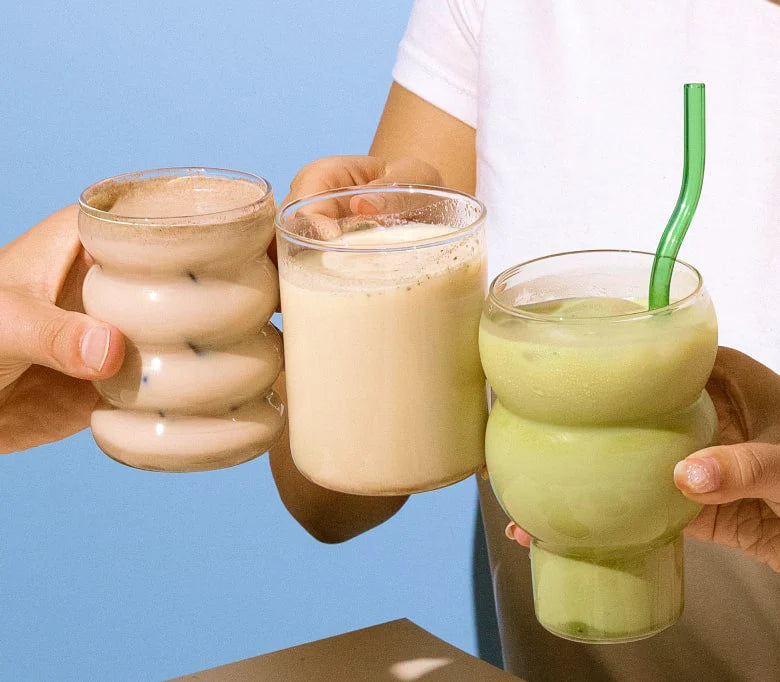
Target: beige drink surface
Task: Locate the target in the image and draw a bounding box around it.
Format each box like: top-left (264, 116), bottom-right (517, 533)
top-left (280, 224), bottom-right (488, 494)
top-left (79, 174), bottom-right (284, 471)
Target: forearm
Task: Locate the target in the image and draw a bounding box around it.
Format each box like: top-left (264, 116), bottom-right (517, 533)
top-left (370, 82), bottom-right (476, 194)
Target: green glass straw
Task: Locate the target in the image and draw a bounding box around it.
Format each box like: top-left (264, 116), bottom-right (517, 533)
top-left (648, 83), bottom-right (706, 309)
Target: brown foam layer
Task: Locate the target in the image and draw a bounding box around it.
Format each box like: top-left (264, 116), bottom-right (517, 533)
top-left (86, 175), bottom-right (268, 219)
top-left (79, 175), bottom-right (276, 274)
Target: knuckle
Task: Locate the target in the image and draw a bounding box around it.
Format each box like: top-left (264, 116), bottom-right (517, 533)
top-left (289, 157), bottom-right (341, 190)
top-left (288, 167), bottom-right (308, 191)
top-left (36, 313), bottom-right (78, 365)
top-left (733, 443), bottom-right (772, 490)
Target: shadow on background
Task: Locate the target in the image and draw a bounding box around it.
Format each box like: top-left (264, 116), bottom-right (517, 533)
top-left (473, 503), bottom-right (504, 669)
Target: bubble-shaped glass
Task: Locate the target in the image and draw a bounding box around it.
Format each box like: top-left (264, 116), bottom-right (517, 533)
top-left (479, 250), bottom-right (718, 643)
top-left (78, 167), bottom-right (285, 471)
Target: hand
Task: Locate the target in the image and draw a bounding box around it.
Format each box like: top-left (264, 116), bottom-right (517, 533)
top-left (272, 155), bottom-right (443, 250)
top-left (285, 155), bottom-right (443, 210)
top-left (674, 347), bottom-right (780, 571)
top-left (506, 347), bottom-right (780, 573)
top-left (269, 155), bottom-right (440, 542)
top-left (0, 205), bottom-right (125, 453)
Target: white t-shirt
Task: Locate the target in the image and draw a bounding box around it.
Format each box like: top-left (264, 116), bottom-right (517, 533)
top-left (393, 2), bottom-right (780, 680)
top-left (394, 0), bottom-right (779, 371)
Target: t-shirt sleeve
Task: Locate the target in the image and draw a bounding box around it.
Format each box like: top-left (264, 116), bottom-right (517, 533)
top-left (392, 0), bottom-right (483, 128)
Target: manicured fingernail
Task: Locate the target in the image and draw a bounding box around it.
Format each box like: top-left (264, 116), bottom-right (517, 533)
top-left (675, 457), bottom-right (720, 493)
top-left (81, 326), bottom-right (110, 371)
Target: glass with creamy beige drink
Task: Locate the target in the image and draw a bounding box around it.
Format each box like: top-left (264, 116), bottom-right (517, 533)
top-left (276, 186), bottom-right (488, 495)
top-left (479, 250), bottom-right (718, 643)
top-left (78, 167), bottom-right (285, 471)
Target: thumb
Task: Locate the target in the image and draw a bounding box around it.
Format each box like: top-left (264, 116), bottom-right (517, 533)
top-left (0, 289), bottom-right (124, 380)
top-left (674, 442), bottom-right (780, 503)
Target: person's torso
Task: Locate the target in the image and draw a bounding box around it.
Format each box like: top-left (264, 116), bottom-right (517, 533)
top-left (475, 0), bottom-right (779, 369)
top-left (471, 3), bottom-right (780, 679)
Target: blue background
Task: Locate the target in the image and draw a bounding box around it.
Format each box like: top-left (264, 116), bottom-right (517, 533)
top-left (0, 2), bottom-right (496, 680)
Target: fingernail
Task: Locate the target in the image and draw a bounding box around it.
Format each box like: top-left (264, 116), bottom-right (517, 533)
top-left (81, 326), bottom-right (110, 371)
top-left (356, 195), bottom-right (385, 214)
top-left (675, 457), bottom-right (720, 493)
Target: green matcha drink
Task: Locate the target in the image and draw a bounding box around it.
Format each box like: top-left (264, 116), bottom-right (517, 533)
top-left (479, 250), bottom-right (718, 643)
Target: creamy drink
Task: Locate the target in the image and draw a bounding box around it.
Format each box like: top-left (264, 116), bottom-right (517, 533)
top-left (276, 187), bottom-right (488, 495)
top-left (479, 251), bottom-right (718, 643)
top-left (78, 168), bottom-right (285, 471)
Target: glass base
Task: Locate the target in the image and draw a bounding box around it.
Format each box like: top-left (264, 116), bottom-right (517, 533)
top-left (90, 395), bottom-right (286, 472)
top-left (294, 460), bottom-right (484, 496)
top-left (530, 537), bottom-right (684, 643)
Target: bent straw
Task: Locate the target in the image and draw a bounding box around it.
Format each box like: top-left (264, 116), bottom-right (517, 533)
top-left (648, 83), bottom-right (706, 309)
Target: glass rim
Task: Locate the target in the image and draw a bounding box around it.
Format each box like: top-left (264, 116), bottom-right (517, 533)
top-left (274, 184), bottom-right (486, 253)
top-left (78, 166), bottom-right (273, 225)
top-left (487, 249), bottom-right (705, 323)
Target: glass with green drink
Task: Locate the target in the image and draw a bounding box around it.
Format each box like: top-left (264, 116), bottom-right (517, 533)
top-left (479, 249), bottom-right (718, 642)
